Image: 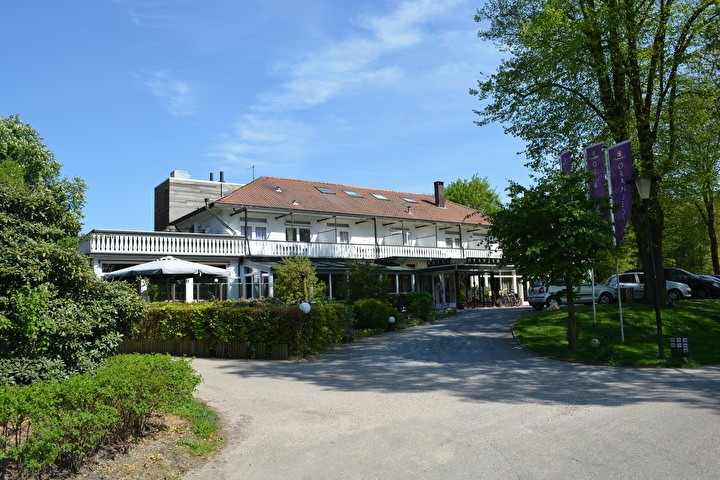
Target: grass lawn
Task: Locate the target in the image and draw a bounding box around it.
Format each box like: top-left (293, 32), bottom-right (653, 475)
top-left (513, 299), bottom-right (720, 367)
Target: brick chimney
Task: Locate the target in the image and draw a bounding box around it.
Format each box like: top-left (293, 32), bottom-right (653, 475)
top-left (434, 181), bottom-right (445, 208)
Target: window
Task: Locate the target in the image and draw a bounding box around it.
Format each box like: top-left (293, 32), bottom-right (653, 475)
top-left (286, 227), bottom-right (310, 242)
top-left (339, 231), bottom-right (350, 244)
top-left (316, 187), bottom-right (335, 194)
top-left (240, 225), bottom-right (250, 238)
top-left (344, 190), bottom-right (363, 198)
top-left (255, 226), bottom-right (267, 240)
top-left (371, 193), bottom-right (389, 200)
top-left (401, 197), bottom-right (418, 203)
top-left (446, 237), bottom-right (460, 248)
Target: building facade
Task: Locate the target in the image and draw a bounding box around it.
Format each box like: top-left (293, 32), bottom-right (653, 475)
top-left (81, 173), bottom-right (523, 308)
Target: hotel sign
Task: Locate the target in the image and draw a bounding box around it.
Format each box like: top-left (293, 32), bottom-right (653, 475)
top-left (466, 257), bottom-right (501, 265)
top-left (427, 257), bottom-right (502, 267)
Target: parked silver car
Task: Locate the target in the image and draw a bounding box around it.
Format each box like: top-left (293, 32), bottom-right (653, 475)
top-left (604, 272), bottom-right (692, 302)
top-left (547, 282), bottom-right (615, 305)
top-left (529, 281), bottom-right (616, 310)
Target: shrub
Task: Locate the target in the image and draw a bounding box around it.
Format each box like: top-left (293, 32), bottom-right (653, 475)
top-left (405, 292), bottom-right (434, 321)
top-left (0, 280), bottom-right (147, 385)
top-left (0, 354), bottom-right (199, 477)
top-left (138, 301), bottom-right (354, 358)
top-left (352, 298), bottom-right (395, 330)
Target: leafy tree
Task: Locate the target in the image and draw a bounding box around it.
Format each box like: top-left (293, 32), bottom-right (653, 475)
top-left (445, 174), bottom-right (502, 216)
top-left (472, 0), bottom-right (719, 302)
top-left (344, 261), bottom-right (390, 304)
top-left (661, 62), bottom-right (720, 273)
top-left (489, 170), bottom-right (614, 351)
top-left (274, 257), bottom-right (326, 304)
top-left (0, 115), bottom-right (146, 384)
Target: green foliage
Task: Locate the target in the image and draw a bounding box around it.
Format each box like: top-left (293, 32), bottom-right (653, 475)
top-left (0, 280), bottom-right (147, 385)
top-left (405, 292), bottom-right (434, 321)
top-left (389, 292), bottom-right (434, 322)
top-left (273, 257), bottom-right (326, 304)
top-left (352, 298), bottom-right (395, 330)
top-left (490, 170), bottom-right (615, 285)
top-left (140, 301), bottom-right (353, 357)
top-left (472, 0), bottom-right (718, 291)
top-left (0, 354), bottom-right (200, 477)
top-left (514, 299), bottom-right (720, 367)
top-left (345, 261), bottom-right (390, 304)
top-left (173, 399), bottom-right (223, 456)
top-left (445, 173), bottom-right (502, 216)
top-left (0, 115), bottom-right (147, 384)
top-left (490, 170), bottom-right (615, 350)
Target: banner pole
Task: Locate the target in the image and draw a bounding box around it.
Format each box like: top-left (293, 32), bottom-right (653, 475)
top-left (605, 146), bottom-right (626, 343)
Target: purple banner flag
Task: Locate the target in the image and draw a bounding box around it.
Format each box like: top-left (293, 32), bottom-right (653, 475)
top-left (585, 143), bottom-right (605, 199)
top-left (608, 140), bottom-right (632, 244)
top-left (560, 151), bottom-right (572, 174)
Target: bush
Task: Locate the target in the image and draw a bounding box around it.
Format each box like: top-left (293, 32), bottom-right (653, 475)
top-left (0, 281), bottom-right (147, 385)
top-left (405, 292), bottom-right (434, 321)
top-left (0, 354), bottom-right (199, 478)
top-left (138, 301), bottom-right (354, 358)
top-left (352, 298), bottom-right (395, 330)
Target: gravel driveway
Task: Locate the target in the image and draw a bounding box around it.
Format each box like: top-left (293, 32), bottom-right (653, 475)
top-left (184, 307), bottom-right (720, 480)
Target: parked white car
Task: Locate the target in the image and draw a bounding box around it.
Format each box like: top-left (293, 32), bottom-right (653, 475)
top-left (605, 272), bottom-right (692, 302)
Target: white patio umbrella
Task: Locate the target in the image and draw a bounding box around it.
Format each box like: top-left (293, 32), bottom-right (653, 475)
top-left (103, 256), bottom-right (230, 279)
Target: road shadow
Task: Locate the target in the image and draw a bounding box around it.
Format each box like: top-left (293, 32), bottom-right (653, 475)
top-left (200, 307), bottom-right (720, 412)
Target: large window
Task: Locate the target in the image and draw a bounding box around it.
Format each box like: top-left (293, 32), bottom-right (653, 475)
top-left (286, 227), bottom-right (311, 242)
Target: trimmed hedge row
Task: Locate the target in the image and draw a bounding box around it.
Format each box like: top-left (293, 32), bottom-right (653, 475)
top-left (0, 354), bottom-right (199, 478)
top-left (136, 301), bottom-right (354, 358)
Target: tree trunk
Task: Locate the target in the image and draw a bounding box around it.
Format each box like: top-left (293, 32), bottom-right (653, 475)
top-left (634, 195), bottom-right (666, 304)
top-left (703, 189), bottom-right (719, 274)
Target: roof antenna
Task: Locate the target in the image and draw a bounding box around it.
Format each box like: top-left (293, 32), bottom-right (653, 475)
top-left (246, 165), bottom-right (255, 181)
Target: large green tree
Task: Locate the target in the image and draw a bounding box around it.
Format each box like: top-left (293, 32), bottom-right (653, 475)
top-left (0, 115), bottom-right (145, 384)
top-left (445, 174), bottom-right (502, 216)
top-left (490, 170), bottom-right (614, 350)
top-left (472, 0), bottom-right (719, 302)
top-left (661, 58), bottom-right (720, 273)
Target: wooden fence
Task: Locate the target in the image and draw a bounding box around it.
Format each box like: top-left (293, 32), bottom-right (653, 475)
top-left (119, 339), bottom-right (289, 360)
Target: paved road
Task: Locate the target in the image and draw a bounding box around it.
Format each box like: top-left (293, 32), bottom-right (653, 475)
top-left (184, 307), bottom-right (720, 480)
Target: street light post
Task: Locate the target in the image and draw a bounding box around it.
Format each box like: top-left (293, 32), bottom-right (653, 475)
top-left (627, 175), bottom-right (665, 360)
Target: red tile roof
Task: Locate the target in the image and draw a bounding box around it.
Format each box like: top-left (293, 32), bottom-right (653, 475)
top-left (217, 176), bottom-right (489, 225)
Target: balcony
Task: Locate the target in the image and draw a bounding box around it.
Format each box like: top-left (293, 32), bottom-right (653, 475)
top-left (81, 230), bottom-right (498, 261)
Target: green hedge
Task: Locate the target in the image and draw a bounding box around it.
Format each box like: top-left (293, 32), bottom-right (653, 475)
top-left (137, 301), bottom-right (354, 358)
top-left (352, 298), bottom-right (399, 330)
top-left (0, 354), bottom-right (199, 478)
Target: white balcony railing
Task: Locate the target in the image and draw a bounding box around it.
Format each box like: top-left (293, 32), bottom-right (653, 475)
top-left (81, 230), bottom-right (498, 261)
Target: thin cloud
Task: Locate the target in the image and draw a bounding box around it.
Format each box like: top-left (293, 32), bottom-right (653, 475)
top-left (213, 0), bottom-right (465, 168)
top-left (211, 115), bottom-right (309, 164)
top-left (132, 69), bottom-right (195, 116)
top-left (260, 0), bottom-right (462, 110)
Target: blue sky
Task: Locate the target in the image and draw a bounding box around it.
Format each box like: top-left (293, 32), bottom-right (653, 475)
top-left (2, 0), bottom-right (529, 233)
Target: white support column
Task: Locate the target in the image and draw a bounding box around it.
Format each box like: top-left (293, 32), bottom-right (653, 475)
top-left (185, 278), bottom-right (194, 303)
top-left (268, 270), bottom-right (274, 298)
top-left (228, 260), bottom-right (240, 299)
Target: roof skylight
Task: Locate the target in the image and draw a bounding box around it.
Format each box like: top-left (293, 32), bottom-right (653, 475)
top-left (371, 193), bottom-right (390, 201)
top-left (316, 187), bottom-right (336, 194)
top-left (344, 190), bottom-right (363, 198)
top-left (401, 197), bottom-right (418, 203)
